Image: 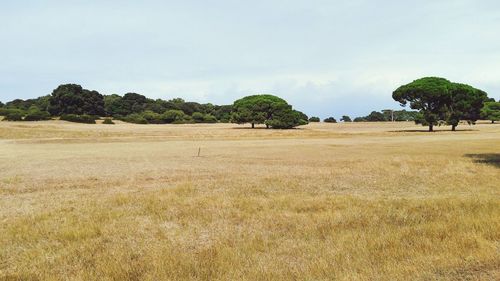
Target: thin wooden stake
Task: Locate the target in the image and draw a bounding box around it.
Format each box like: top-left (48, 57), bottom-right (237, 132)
top-left (197, 147), bottom-right (201, 157)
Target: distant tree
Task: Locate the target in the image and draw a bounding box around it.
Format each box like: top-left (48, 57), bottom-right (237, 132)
top-left (265, 104), bottom-right (305, 129)
top-left (213, 105), bottom-right (233, 123)
top-left (199, 103), bottom-right (216, 115)
top-left (6, 99), bottom-right (31, 110)
top-left (340, 115), bottom-right (352, 122)
top-left (48, 84), bottom-right (105, 116)
top-left (324, 117), bottom-right (337, 123)
top-left (231, 95), bottom-right (286, 128)
top-left (122, 93), bottom-right (148, 114)
top-left (309, 116), bottom-right (320, 122)
top-left (0, 101), bottom-right (4, 108)
top-left (446, 83), bottom-right (488, 131)
top-left (180, 102), bottom-right (202, 116)
top-left (393, 110), bottom-right (419, 121)
top-left (104, 94), bottom-right (123, 116)
top-left (5, 96), bottom-right (50, 111)
top-left (366, 111), bottom-right (386, 122)
top-left (353, 117), bottom-right (366, 122)
top-left (481, 101), bottom-right (500, 123)
top-left (393, 77), bottom-right (453, 131)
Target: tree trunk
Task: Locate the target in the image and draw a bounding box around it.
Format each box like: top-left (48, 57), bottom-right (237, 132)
top-left (429, 124), bottom-right (433, 132)
top-left (451, 124), bottom-right (456, 131)
top-left (266, 124), bottom-right (269, 129)
top-left (492, 120), bottom-right (495, 124)
top-left (251, 123), bottom-right (255, 128)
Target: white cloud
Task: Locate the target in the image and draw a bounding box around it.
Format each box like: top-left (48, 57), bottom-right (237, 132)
top-left (1, 0), bottom-right (499, 117)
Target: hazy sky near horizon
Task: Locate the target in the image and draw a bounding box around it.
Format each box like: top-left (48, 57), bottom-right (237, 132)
top-left (1, 0), bottom-right (499, 118)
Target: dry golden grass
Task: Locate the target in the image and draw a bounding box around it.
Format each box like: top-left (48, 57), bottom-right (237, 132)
top-left (0, 121), bottom-right (499, 280)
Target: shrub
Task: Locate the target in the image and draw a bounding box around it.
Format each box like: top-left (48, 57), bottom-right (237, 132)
top-left (123, 113), bottom-right (148, 124)
top-left (3, 110), bottom-right (24, 121)
top-left (309, 116), bottom-right (320, 122)
top-left (60, 114), bottom-right (96, 124)
top-left (141, 110), bottom-right (164, 124)
top-left (203, 114), bottom-right (217, 123)
top-left (162, 110), bottom-right (188, 123)
top-left (24, 107), bottom-right (51, 121)
top-left (324, 117), bottom-right (337, 123)
top-left (0, 108), bottom-right (25, 116)
top-left (103, 118), bottom-right (115, 124)
top-left (192, 112), bottom-right (205, 123)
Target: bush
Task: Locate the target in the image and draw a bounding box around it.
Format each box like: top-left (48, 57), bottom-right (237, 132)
top-left (192, 112), bottom-right (205, 123)
top-left (60, 114), bottom-right (97, 124)
top-left (3, 110), bottom-right (24, 121)
top-left (162, 110), bottom-right (188, 123)
top-left (309, 116), bottom-right (320, 122)
top-left (123, 113), bottom-right (148, 124)
top-left (24, 107), bottom-right (51, 121)
top-left (141, 110), bottom-right (163, 124)
top-left (176, 115), bottom-right (194, 124)
top-left (103, 118), bottom-right (115, 124)
top-left (0, 108), bottom-right (25, 116)
top-left (324, 117), bottom-right (337, 123)
top-left (203, 114), bottom-right (217, 123)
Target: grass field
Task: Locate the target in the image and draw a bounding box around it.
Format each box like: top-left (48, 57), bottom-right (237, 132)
top-left (0, 120), bottom-right (499, 280)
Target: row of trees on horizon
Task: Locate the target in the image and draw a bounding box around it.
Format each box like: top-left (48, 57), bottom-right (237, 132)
top-left (1, 77), bottom-right (499, 130)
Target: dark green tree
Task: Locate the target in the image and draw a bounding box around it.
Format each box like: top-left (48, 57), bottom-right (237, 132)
top-left (340, 115), bottom-right (352, 122)
top-left (180, 102), bottom-right (202, 116)
top-left (393, 77), bottom-right (453, 131)
top-left (446, 83), bottom-right (488, 131)
top-left (309, 116), bottom-right (320, 122)
top-left (231, 95), bottom-right (288, 128)
top-left (366, 111), bottom-right (386, 122)
top-left (265, 103), bottom-right (305, 129)
top-left (48, 84), bottom-right (105, 116)
top-left (104, 94), bottom-right (124, 116)
top-left (481, 101), bottom-right (500, 123)
top-left (324, 117), bottom-right (337, 123)
top-left (213, 105), bottom-right (233, 122)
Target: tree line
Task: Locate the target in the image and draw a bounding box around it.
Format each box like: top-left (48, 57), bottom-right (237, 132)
top-left (0, 78), bottom-right (499, 130)
top-left (0, 84), bottom-right (308, 128)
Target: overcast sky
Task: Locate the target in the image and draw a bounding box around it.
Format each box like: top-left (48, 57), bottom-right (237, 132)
top-left (1, 0), bottom-right (499, 118)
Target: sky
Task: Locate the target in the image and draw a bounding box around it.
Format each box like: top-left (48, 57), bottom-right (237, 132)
top-left (1, 0), bottom-right (499, 118)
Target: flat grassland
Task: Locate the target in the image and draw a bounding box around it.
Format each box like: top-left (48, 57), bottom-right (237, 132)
top-left (0, 121), bottom-right (499, 281)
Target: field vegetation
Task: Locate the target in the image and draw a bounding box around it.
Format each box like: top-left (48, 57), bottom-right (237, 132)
top-left (0, 121), bottom-right (498, 280)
